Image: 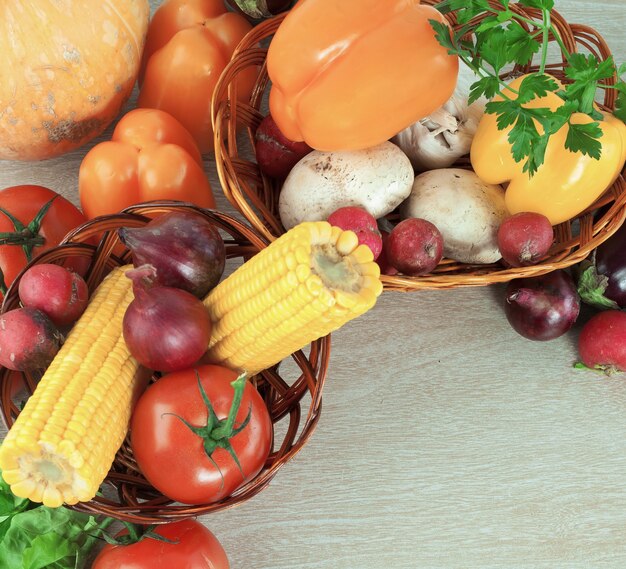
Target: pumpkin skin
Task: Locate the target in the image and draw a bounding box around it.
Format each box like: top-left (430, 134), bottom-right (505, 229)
top-left (0, 0), bottom-right (150, 161)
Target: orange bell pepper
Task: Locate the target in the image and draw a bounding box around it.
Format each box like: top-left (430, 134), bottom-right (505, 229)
top-left (137, 0), bottom-right (257, 154)
top-left (266, 0), bottom-right (459, 152)
top-left (78, 108), bottom-right (215, 219)
top-left (471, 76), bottom-right (626, 225)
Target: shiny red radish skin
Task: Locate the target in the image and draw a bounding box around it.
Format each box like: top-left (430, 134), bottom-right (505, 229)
top-left (18, 263), bottom-right (89, 327)
top-left (327, 206), bottom-right (383, 260)
top-left (0, 307), bottom-right (63, 371)
top-left (504, 270), bottom-right (580, 341)
top-left (497, 212), bottom-right (554, 267)
top-left (386, 218), bottom-right (443, 276)
top-left (578, 310), bottom-right (626, 373)
top-left (255, 113), bottom-right (312, 179)
top-left (376, 230), bottom-right (398, 276)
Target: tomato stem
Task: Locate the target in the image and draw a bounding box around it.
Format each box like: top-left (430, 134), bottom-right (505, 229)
top-left (0, 196), bottom-right (57, 261)
top-left (163, 371), bottom-right (252, 479)
top-left (100, 521), bottom-right (178, 546)
top-left (212, 372), bottom-right (248, 439)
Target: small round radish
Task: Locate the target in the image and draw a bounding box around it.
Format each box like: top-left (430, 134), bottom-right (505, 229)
top-left (504, 270), bottom-right (580, 341)
top-left (18, 264), bottom-right (89, 327)
top-left (497, 212), bottom-right (554, 267)
top-left (255, 114), bottom-right (312, 179)
top-left (0, 308), bottom-right (63, 371)
top-left (578, 310), bottom-right (626, 373)
top-left (375, 230), bottom-right (398, 276)
top-left (327, 206), bottom-right (383, 260)
top-left (386, 218), bottom-right (443, 276)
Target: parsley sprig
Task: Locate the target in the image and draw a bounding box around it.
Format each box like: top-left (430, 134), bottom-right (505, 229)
top-left (430, 0), bottom-right (626, 176)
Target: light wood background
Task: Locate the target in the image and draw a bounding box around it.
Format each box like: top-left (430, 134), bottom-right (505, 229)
top-left (1, 1), bottom-right (625, 567)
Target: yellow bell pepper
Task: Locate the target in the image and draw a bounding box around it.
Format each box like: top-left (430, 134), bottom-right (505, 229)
top-left (470, 75), bottom-right (626, 225)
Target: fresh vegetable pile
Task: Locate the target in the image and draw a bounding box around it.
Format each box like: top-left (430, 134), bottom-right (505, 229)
top-left (0, 0), bottom-right (625, 566)
top-left (0, 202), bottom-right (381, 565)
top-left (206, 0), bottom-right (626, 296)
top-left (0, 208), bottom-right (381, 508)
top-left (248, 0), bottom-right (626, 278)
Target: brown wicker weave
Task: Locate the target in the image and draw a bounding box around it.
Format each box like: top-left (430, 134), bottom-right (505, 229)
top-left (212, 1), bottom-right (626, 292)
top-left (0, 201), bottom-right (329, 523)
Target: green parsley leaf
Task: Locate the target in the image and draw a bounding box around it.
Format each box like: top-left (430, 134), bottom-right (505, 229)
top-left (468, 76), bottom-right (501, 104)
top-left (455, 0), bottom-right (492, 24)
top-left (428, 19), bottom-right (457, 55)
top-left (614, 84), bottom-right (626, 123)
top-left (541, 100), bottom-right (577, 134)
top-left (563, 54), bottom-right (617, 113)
top-left (565, 122), bottom-right (603, 159)
top-left (504, 21), bottom-right (541, 66)
top-left (431, 0), bottom-right (623, 173)
top-left (477, 27), bottom-right (509, 74)
top-left (475, 15), bottom-right (501, 33)
top-left (518, 0), bottom-right (554, 9)
top-left (508, 112), bottom-right (541, 166)
top-left (516, 73), bottom-right (559, 104)
top-left (565, 53), bottom-right (616, 83)
top-left (485, 99), bottom-right (520, 129)
top-left (435, 0), bottom-right (490, 19)
top-left (527, 133), bottom-right (550, 174)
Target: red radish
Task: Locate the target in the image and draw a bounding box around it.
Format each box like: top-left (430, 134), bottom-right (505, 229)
top-left (386, 218), bottom-right (443, 276)
top-left (577, 310), bottom-right (626, 373)
top-left (504, 270), bottom-right (580, 341)
top-left (497, 212), bottom-right (554, 267)
top-left (327, 206), bottom-right (383, 260)
top-left (376, 230), bottom-right (398, 276)
top-left (0, 307), bottom-right (63, 371)
top-left (255, 114), bottom-right (312, 179)
top-left (18, 264), bottom-right (89, 327)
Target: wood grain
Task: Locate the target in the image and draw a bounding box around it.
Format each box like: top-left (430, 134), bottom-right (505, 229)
top-left (1, 1), bottom-right (625, 568)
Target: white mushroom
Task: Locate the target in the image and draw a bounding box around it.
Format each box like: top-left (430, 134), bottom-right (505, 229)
top-left (400, 168), bottom-right (508, 264)
top-left (278, 141), bottom-right (414, 229)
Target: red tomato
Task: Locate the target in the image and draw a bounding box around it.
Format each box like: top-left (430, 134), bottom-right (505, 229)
top-left (92, 519), bottom-right (230, 569)
top-left (0, 185), bottom-right (88, 300)
top-left (130, 365), bottom-right (273, 505)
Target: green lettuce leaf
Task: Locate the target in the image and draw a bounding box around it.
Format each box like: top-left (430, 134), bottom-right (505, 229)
top-left (0, 467), bottom-right (109, 569)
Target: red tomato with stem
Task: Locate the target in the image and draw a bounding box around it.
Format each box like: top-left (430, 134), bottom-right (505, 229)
top-left (0, 185), bottom-right (88, 301)
top-left (130, 364), bottom-right (273, 505)
top-left (92, 519), bottom-right (230, 569)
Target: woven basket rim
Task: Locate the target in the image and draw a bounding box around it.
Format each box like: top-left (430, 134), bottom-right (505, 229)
top-left (0, 201), bottom-right (330, 523)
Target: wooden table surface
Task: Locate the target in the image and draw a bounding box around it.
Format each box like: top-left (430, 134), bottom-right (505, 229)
top-left (1, 1), bottom-right (625, 567)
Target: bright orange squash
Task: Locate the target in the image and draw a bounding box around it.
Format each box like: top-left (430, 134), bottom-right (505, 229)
top-left (0, 1), bottom-right (150, 161)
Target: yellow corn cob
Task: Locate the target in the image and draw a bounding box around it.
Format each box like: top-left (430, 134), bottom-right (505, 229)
top-left (204, 221), bottom-right (382, 375)
top-left (0, 265), bottom-right (144, 508)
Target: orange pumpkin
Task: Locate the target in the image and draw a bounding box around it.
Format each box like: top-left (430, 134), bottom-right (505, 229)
top-left (0, 1), bottom-right (150, 161)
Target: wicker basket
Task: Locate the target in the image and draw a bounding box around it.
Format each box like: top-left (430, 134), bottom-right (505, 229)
top-left (212, 0), bottom-right (626, 292)
top-left (0, 202), bottom-right (329, 523)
